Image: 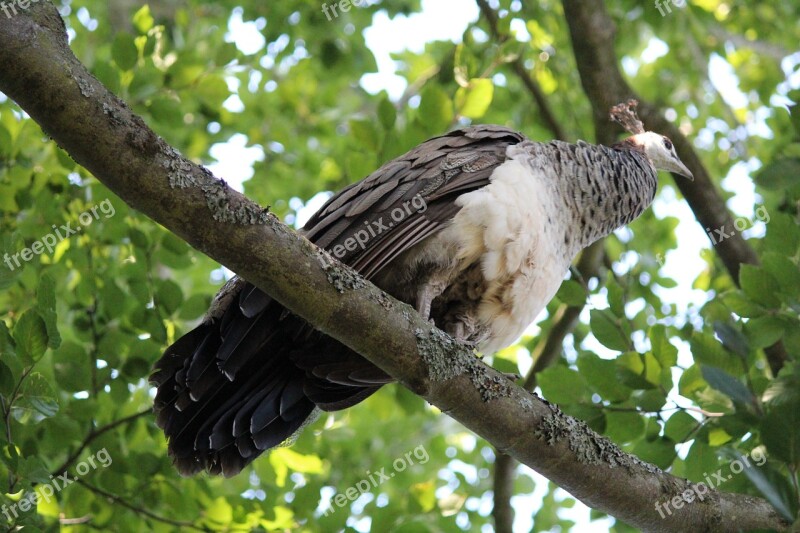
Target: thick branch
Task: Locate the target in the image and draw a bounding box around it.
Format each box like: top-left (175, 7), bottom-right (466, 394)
top-left (0, 4), bottom-right (788, 532)
top-left (491, 452), bottom-right (515, 533)
top-left (561, 0), bottom-right (787, 375)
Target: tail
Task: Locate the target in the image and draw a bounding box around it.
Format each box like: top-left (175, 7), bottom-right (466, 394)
top-left (152, 277), bottom-right (389, 477)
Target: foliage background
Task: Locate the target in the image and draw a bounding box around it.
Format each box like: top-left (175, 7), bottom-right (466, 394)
top-left (0, 0), bottom-right (799, 531)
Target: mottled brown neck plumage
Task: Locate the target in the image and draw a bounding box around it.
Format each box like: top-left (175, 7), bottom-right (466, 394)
top-left (510, 139), bottom-right (658, 258)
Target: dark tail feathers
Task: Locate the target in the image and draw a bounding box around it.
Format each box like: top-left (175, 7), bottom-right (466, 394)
top-left (151, 280), bottom-right (388, 477)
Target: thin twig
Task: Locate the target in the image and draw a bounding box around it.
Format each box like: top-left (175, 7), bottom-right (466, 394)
top-left (75, 479), bottom-right (212, 531)
top-left (53, 410), bottom-right (150, 475)
top-left (3, 365), bottom-right (34, 493)
top-left (476, 0), bottom-right (567, 141)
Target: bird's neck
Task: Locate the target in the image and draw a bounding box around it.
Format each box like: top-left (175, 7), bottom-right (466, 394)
top-left (510, 140), bottom-right (658, 258)
top-left (564, 142), bottom-right (658, 251)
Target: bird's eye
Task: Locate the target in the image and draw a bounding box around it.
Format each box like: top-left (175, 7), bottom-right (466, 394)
top-left (663, 138), bottom-right (673, 151)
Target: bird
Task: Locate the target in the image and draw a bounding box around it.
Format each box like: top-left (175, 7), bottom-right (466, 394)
top-left (151, 110), bottom-right (693, 477)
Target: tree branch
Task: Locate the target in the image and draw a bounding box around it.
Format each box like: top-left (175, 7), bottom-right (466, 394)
top-left (491, 451), bottom-right (515, 533)
top-left (475, 0), bottom-right (567, 141)
top-left (53, 410), bottom-right (151, 475)
top-left (0, 4), bottom-right (788, 531)
top-left (75, 479), bottom-right (211, 531)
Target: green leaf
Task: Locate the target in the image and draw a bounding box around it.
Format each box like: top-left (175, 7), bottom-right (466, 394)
top-left (606, 279), bottom-right (625, 317)
top-left (262, 506), bottom-right (295, 530)
top-left (18, 455), bottom-right (51, 484)
top-left (112, 33), bottom-right (139, 71)
top-left (683, 440), bottom-right (722, 482)
top-left (664, 411), bottom-right (699, 443)
top-left (377, 96), bottom-right (397, 130)
top-left (0, 122), bottom-right (12, 158)
top-left (0, 360), bottom-right (14, 396)
top-left (132, 5), bottom-right (154, 34)
top-left (538, 366), bottom-right (589, 405)
top-left (631, 437), bottom-right (675, 469)
top-left (418, 86), bottom-right (453, 133)
top-left (203, 497), bottom-right (233, 525)
top-left (122, 357), bottom-right (152, 379)
top-left (761, 403), bottom-right (800, 465)
top-left (0, 257), bottom-right (17, 290)
top-left (649, 325), bottom-right (678, 368)
top-left (590, 309), bottom-right (629, 351)
top-left (712, 322), bottom-right (748, 358)
top-left (349, 119), bottom-right (380, 152)
top-left (37, 273), bottom-right (61, 349)
top-left (155, 279), bottom-right (183, 315)
top-left (272, 447), bottom-right (324, 475)
top-left (761, 252), bottom-right (800, 299)
top-left (763, 363), bottom-right (800, 407)
top-left (721, 290), bottom-right (765, 318)
top-left (0, 320), bottom-right (16, 359)
top-left (604, 411), bottom-right (644, 443)
top-left (555, 279), bottom-right (586, 307)
top-left (345, 152), bottom-right (375, 181)
top-left (755, 158), bottom-right (800, 190)
top-left (410, 480), bottom-right (436, 511)
top-left (13, 373), bottom-right (58, 419)
top-left (196, 75), bottom-right (230, 108)
top-left (763, 213), bottom-right (800, 257)
top-left (744, 316), bottom-right (785, 349)
top-left (215, 42), bottom-right (239, 66)
top-left (678, 364), bottom-right (704, 397)
top-left (690, 332), bottom-right (739, 375)
top-left (739, 265), bottom-right (781, 308)
top-left (149, 97), bottom-right (185, 128)
top-left (700, 366), bottom-right (755, 406)
top-left (178, 293), bottom-right (212, 320)
top-left (577, 353), bottom-right (631, 402)
top-left (53, 341), bottom-right (91, 393)
top-left (720, 448), bottom-right (796, 521)
top-left (161, 232), bottom-right (190, 255)
top-left (616, 351), bottom-right (654, 390)
top-left (455, 78), bottom-right (494, 119)
top-left (634, 389), bottom-right (667, 412)
top-left (13, 310), bottom-right (48, 364)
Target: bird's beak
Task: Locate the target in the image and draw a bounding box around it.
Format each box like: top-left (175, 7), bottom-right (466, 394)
top-left (671, 160), bottom-right (694, 181)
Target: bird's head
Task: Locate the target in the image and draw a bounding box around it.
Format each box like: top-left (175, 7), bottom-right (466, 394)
top-left (631, 131), bottom-right (694, 180)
